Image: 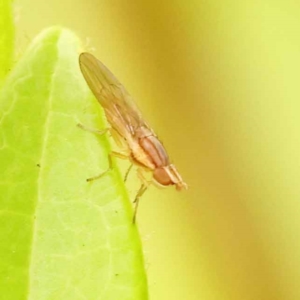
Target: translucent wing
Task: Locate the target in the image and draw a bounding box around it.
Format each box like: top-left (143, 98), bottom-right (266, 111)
top-left (79, 52), bottom-right (147, 138)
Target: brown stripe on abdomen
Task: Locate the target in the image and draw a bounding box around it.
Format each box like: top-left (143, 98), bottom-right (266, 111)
top-left (139, 135), bottom-right (170, 168)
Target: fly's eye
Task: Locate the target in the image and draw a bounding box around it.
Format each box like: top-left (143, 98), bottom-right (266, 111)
top-left (153, 168), bottom-right (173, 186)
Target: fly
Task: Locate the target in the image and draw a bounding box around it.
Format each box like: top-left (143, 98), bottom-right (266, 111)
top-left (79, 52), bottom-right (187, 222)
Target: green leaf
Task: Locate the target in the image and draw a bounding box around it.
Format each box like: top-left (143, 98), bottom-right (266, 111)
top-left (0, 27), bottom-right (148, 300)
top-left (0, 0), bottom-right (14, 84)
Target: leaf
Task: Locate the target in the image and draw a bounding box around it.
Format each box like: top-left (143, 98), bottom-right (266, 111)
top-left (0, 0), bottom-right (14, 84)
top-left (0, 27), bottom-right (148, 300)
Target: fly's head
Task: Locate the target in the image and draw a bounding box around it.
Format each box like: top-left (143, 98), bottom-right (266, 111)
top-left (153, 164), bottom-right (187, 191)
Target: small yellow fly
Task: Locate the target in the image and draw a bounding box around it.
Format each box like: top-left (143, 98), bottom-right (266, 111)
top-left (79, 52), bottom-right (187, 221)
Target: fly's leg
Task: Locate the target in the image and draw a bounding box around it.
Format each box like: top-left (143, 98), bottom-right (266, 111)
top-left (133, 184), bottom-right (148, 224)
top-left (110, 152), bottom-right (133, 182)
top-left (78, 122), bottom-right (112, 182)
top-left (124, 164), bottom-right (134, 182)
top-left (77, 123), bottom-right (109, 136)
top-left (78, 123), bottom-right (131, 181)
top-left (111, 151), bottom-right (129, 160)
top-left (78, 123), bottom-right (131, 157)
top-left (78, 123), bottom-right (113, 182)
top-left (86, 155), bottom-right (113, 182)
top-left (132, 168), bottom-right (152, 223)
top-left (109, 129), bottom-right (134, 182)
top-left (86, 151), bottom-right (129, 182)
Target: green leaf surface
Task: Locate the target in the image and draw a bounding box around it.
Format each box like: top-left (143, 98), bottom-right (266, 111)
top-left (0, 0), bottom-right (14, 84)
top-left (0, 27), bottom-right (148, 300)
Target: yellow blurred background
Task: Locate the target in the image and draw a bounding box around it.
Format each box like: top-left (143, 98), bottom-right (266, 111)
top-left (15, 1), bottom-right (300, 299)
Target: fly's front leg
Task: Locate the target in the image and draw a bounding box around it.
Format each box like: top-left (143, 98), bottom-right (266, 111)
top-left (132, 168), bottom-right (152, 223)
top-left (78, 123), bottom-right (131, 181)
top-left (132, 183), bottom-right (148, 223)
top-left (86, 154), bottom-right (113, 182)
top-left (124, 164), bottom-right (134, 182)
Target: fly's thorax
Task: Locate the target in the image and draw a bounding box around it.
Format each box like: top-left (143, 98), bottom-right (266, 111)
top-left (153, 165), bottom-right (188, 191)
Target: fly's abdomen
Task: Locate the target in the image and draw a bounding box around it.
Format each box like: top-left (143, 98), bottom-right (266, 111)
top-left (139, 135), bottom-right (170, 168)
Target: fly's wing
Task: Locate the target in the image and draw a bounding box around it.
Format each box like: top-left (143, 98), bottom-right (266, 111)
top-left (79, 52), bottom-right (148, 138)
